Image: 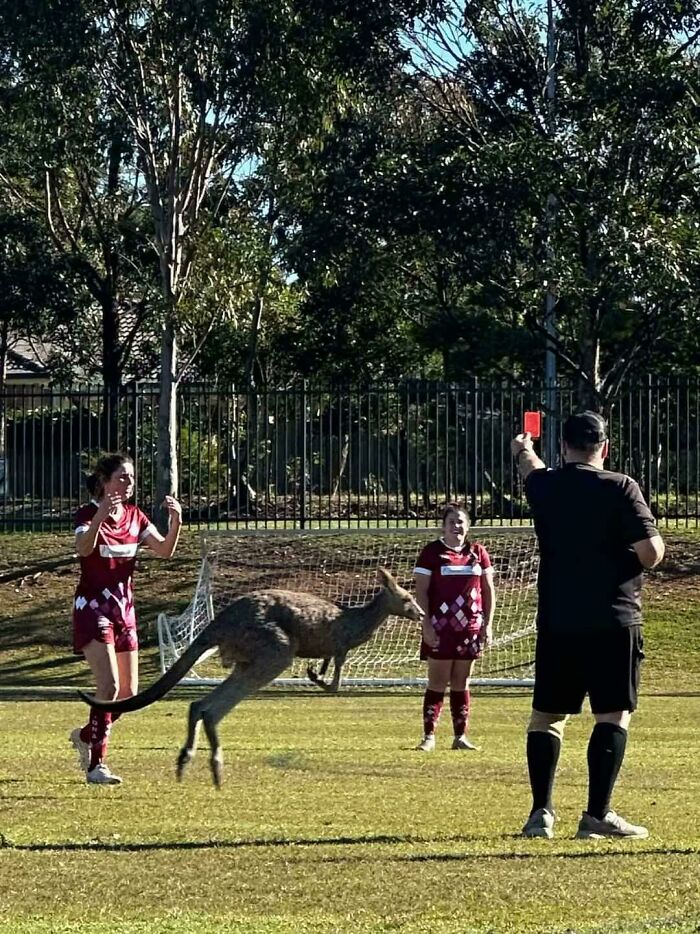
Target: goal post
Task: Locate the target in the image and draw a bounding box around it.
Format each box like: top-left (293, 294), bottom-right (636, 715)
top-left (157, 527), bottom-right (539, 689)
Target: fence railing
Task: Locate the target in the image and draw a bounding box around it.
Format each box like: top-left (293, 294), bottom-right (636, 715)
top-left (0, 377), bottom-right (698, 530)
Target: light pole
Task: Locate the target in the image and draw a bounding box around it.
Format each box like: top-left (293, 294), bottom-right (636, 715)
top-left (544, 0), bottom-right (559, 466)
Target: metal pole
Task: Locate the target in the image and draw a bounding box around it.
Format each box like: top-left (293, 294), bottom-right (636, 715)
top-left (544, 0), bottom-right (558, 466)
top-left (471, 377), bottom-right (479, 521)
top-left (300, 378), bottom-right (307, 529)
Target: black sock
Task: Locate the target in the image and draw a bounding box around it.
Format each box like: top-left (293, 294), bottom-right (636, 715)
top-left (527, 730), bottom-right (561, 814)
top-left (586, 722), bottom-right (628, 820)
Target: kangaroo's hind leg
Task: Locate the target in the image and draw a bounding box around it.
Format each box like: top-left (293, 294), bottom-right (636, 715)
top-left (203, 646), bottom-right (295, 787)
top-left (176, 661), bottom-right (250, 781)
top-left (178, 628), bottom-right (296, 786)
top-left (177, 685), bottom-right (222, 782)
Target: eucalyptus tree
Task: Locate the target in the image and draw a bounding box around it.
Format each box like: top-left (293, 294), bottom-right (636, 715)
top-left (0, 4), bottom-right (160, 393)
top-left (85, 0), bottom-right (434, 506)
top-left (408, 0), bottom-right (700, 405)
top-left (273, 68), bottom-right (544, 383)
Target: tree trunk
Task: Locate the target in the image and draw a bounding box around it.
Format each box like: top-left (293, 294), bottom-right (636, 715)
top-left (244, 255), bottom-right (271, 390)
top-left (332, 434), bottom-right (350, 498)
top-left (0, 322), bottom-right (7, 496)
top-left (244, 292), bottom-right (263, 390)
top-left (578, 312), bottom-right (604, 411)
top-left (398, 427), bottom-right (412, 515)
top-left (156, 316), bottom-right (178, 531)
top-left (101, 293), bottom-right (122, 449)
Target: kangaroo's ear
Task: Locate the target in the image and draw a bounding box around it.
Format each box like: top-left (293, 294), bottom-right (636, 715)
top-left (377, 567), bottom-right (395, 587)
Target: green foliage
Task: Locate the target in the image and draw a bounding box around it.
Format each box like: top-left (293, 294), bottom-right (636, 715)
top-left (409, 1), bottom-right (700, 397)
top-left (177, 422), bottom-right (227, 501)
top-left (0, 0), bottom-right (162, 386)
top-left (272, 1), bottom-right (699, 390)
top-left (0, 0), bottom-right (699, 391)
top-left (0, 210), bottom-right (79, 345)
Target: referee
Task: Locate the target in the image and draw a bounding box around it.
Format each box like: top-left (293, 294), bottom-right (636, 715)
top-left (512, 411), bottom-right (665, 839)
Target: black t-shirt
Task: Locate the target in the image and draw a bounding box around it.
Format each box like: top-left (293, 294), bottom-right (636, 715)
top-left (525, 463), bottom-right (658, 633)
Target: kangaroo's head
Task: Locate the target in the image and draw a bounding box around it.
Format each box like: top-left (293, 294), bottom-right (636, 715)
top-left (377, 567), bottom-right (423, 621)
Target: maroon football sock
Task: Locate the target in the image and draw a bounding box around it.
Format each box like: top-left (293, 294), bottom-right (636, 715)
top-left (80, 710), bottom-right (120, 745)
top-left (422, 689), bottom-right (445, 735)
top-left (450, 689), bottom-right (470, 736)
top-left (81, 706), bottom-right (121, 751)
top-left (87, 708), bottom-right (113, 771)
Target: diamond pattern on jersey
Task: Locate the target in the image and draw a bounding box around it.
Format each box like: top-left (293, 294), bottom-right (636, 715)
top-left (430, 555), bottom-right (484, 635)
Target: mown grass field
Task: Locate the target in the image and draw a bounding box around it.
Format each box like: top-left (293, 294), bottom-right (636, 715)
top-left (0, 694), bottom-right (699, 934)
top-left (1, 528), bottom-right (699, 933)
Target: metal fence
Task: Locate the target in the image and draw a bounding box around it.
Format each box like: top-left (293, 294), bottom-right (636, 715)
top-left (0, 377), bottom-right (698, 530)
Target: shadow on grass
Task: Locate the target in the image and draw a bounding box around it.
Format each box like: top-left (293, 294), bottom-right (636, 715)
top-left (0, 655), bottom-right (86, 690)
top-left (0, 603), bottom-right (74, 651)
top-left (303, 846), bottom-right (700, 868)
top-left (0, 656), bottom-right (80, 676)
top-left (1, 833), bottom-right (697, 860)
top-left (0, 552), bottom-right (197, 658)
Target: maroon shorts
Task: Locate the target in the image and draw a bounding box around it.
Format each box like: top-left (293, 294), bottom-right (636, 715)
top-left (420, 621), bottom-right (485, 661)
top-left (73, 600), bottom-right (138, 655)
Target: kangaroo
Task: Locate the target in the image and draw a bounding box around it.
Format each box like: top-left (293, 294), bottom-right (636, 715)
top-left (78, 567), bottom-right (422, 787)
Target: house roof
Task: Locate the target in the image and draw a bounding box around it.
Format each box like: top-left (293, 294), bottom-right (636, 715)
top-left (5, 338), bottom-right (50, 382)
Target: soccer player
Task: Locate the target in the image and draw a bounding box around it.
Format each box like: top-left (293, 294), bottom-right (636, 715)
top-left (70, 453), bottom-right (182, 784)
top-left (413, 503), bottom-right (495, 751)
top-left (512, 411), bottom-right (665, 839)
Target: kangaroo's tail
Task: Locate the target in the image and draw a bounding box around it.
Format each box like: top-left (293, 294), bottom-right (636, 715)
top-left (78, 623), bottom-right (218, 713)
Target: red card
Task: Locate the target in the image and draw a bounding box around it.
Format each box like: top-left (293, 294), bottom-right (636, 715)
top-left (524, 411), bottom-right (541, 439)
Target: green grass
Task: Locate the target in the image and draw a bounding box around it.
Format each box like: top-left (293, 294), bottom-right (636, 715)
top-left (0, 694), bottom-right (699, 933)
top-left (1, 529), bottom-right (699, 932)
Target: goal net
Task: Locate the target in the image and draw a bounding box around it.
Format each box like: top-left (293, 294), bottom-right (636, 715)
top-left (157, 527), bottom-right (539, 688)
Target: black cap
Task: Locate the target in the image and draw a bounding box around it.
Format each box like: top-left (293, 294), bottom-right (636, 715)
top-left (562, 411), bottom-right (607, 448)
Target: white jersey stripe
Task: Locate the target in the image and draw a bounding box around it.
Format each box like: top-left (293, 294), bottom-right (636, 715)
top-left (414, 567), bottom-right (432, 576)
top-left (99, 543), bottom-right (139, 558)
top-left (440, 565), bottom-right (482, 576)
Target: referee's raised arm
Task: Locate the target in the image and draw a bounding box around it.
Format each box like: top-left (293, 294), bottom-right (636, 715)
top-left (511, 432), bottom-right (546, 480)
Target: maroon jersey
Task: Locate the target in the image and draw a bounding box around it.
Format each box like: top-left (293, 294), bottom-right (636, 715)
top-left (72, 502), bottom-right (155, 653)
top-left (414, 538), bottom-right (493, 660)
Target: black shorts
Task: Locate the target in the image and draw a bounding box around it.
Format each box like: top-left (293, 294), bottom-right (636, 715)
top-left (532, 625), bottom-right (645, 715)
